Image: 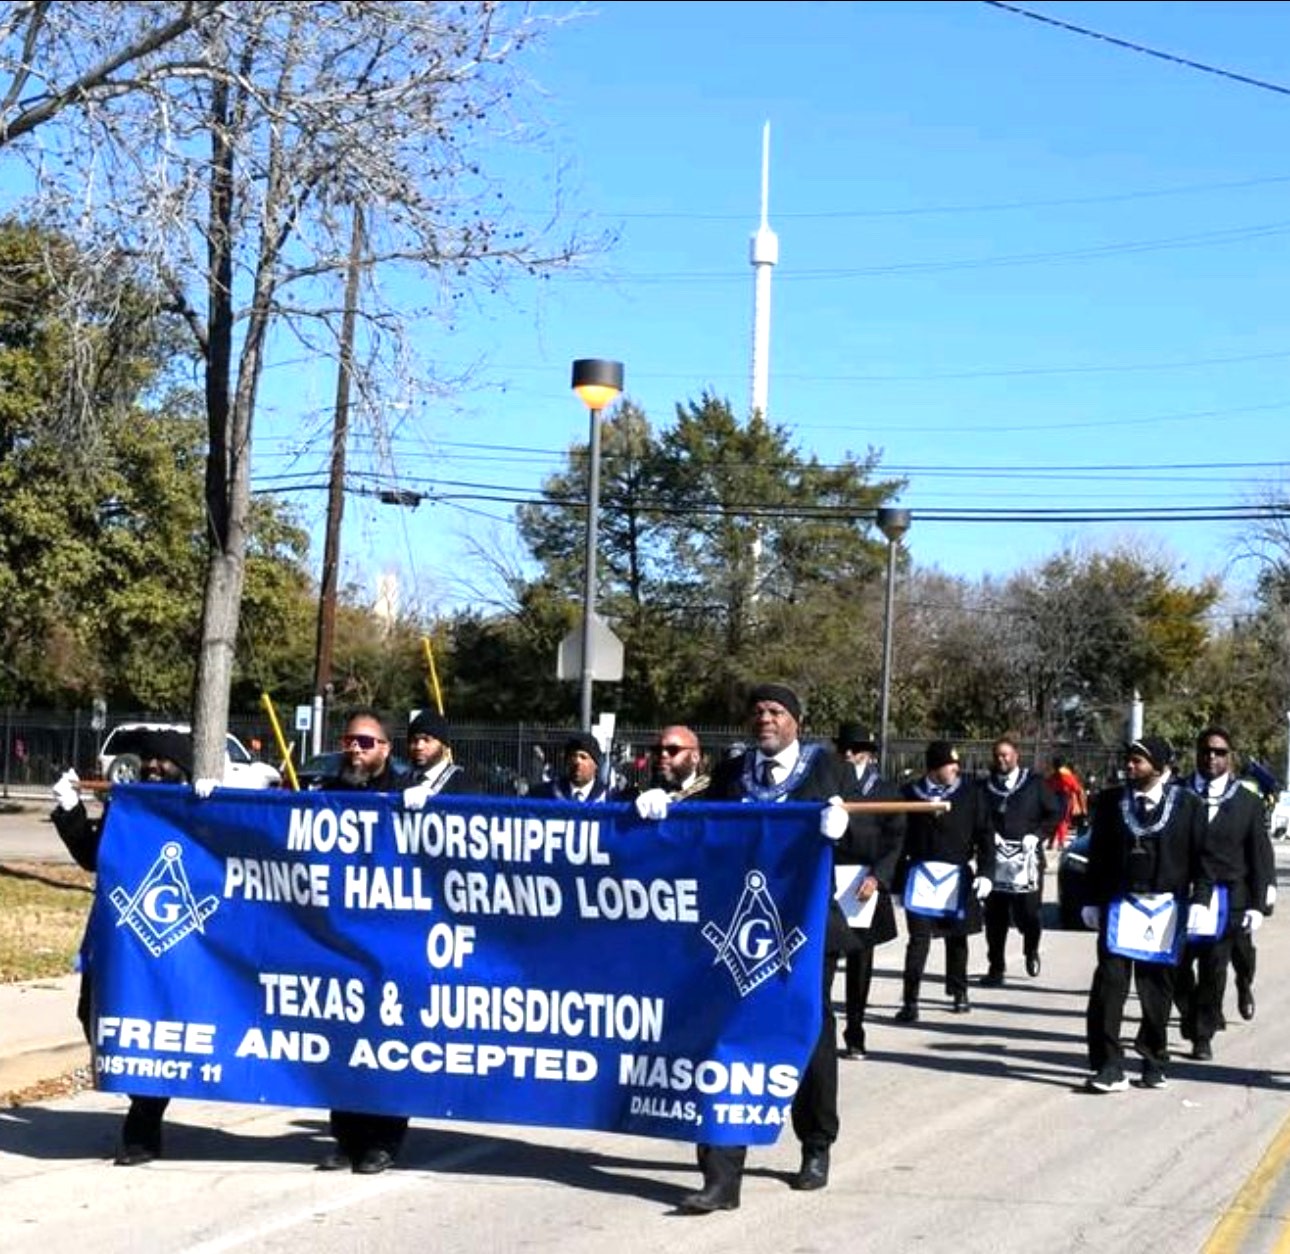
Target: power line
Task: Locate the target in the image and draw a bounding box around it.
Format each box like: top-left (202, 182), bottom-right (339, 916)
top-left (982, 1), bottom-right (1290, 97)
top-left (589, 217), bottom-right (1290, 285)
top-left (598, 172), bottom-right (1290, 221)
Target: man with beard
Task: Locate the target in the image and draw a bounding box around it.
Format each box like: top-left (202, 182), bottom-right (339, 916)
top-left (896, 741), bottom-right (995, 1020)
top-left (632, 724), bottom-right (709, 805)
top-left (979, 734), bottom-right (1064, 987)
top-left (1173, 727), bottom-right (1274, 1062)
top-left (831, 722), bottom-right (905, 1059)
top-left (50, 728), bottom-right (207, 1165)
top-left (402, 709), bottom-right (474, 797)
top-left (314, 709), bottom-right (413, 1174)
top-left (1082, 736), bottom-right (1209, 1092)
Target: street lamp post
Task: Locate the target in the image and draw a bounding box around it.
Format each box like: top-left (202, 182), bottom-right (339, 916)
top-left (571, 358), bottom-right (624, 732)
top-left (876, 507), bottom-right (911, 776)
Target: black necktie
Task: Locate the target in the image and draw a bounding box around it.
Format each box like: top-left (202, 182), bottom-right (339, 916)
top-left (1136, 795), bottom-right (1151, 821)
top-left (760, 759), bottom-right (775, 788)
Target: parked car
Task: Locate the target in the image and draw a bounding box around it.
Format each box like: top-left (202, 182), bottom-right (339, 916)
top-left (98, 722), bottom-right (281, 789)
top-left (294, 751), bottom-right (410, 790)
top-left (1271, 791), bottom-right (1290, 841)
top-left (1056, 830), bottom-right (1093, 929)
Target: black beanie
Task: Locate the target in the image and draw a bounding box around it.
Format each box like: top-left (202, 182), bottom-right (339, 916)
top-left (747, 683), bottom-right (803, 722)
top-left (136, 729), bottom-right (193, 779)
top-left (1127, 736), bottom-right (1173, 772)
top-left (925, 740), bottom-right (959, 771)
top-left (564, 731), bottom-right (602, 767)
top-left (409, 710), bottom-right (451, 743)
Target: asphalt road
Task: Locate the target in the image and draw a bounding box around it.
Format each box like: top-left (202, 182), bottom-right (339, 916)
top-left (3, 830), bottom-right (1290, 1253)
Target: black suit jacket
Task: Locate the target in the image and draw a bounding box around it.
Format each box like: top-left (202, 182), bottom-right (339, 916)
top-left (833, 762), bottom-right (904, 945)
top-left (709, 744), bottom-right (856, 955)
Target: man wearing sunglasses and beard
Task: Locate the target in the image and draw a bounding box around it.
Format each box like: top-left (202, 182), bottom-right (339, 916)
top-left (314, 709), bottom-right (413, 1175)
top-left (637, 726), bottom-right (709, 801)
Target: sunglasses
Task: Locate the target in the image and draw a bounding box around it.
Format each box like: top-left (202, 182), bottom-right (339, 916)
top-left (1198, 746), bottom-right (1230, 758)
top-left (340, 733), bottom-right (388, 750)
top-left (651, 743), bottom-right (690, 756)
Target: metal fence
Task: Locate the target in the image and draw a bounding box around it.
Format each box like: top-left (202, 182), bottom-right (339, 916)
top-left (0, 707), bottom-right (1118, 800)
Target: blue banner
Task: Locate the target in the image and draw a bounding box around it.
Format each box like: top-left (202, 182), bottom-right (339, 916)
top-left (85, 787), bottom-right (832, 1146)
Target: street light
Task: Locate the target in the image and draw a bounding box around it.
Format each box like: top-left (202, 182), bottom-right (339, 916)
top-left (876, 507), bottom-right (911, 775)
top-left (572, 358), bottom-right (624, 731)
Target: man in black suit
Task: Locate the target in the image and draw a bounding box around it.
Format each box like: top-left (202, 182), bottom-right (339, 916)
top-left (1082, 735), bottom-right (1208, 1093)
top-left (1173, 726), bottom-right (1274, 1061)
top-left (679, 682), bottom-right (852, 1212)
top-left (896, 741), bottom-right (995, 1020)
top-left (314, 709), bottom-right (414, 1174)
top-left (832, 722), bottom-right (905, 1059)
top-left (980, 734), bottom-right (1064, 986)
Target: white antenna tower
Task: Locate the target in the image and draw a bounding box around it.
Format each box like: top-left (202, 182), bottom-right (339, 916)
top-left (749, 121), bottom-right (779, 421)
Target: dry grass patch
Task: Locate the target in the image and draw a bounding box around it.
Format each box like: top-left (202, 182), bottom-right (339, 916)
top-left (0, 862), bottom-right (94, 983)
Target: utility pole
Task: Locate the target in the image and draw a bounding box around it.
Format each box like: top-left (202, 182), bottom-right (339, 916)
top-left (311, 204), bottom-right (365, 754)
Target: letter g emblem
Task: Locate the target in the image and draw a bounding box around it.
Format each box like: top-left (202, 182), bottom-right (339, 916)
top-left (737, 918), bottom-right (774, 962)
top-left (143, 885), bottom-right (183, 926)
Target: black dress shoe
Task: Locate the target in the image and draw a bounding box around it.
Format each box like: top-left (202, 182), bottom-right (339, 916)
top-left (317, 1150), bottom-right (353, 1172)
top-left (354, 1148), bottom-right (395, 1175)
top-left (1192, 1039), bottom-right (1214, 1061)
top-left (678, 1181), bottom-right (741, 1213)
top-left (951, 993), bottom-right (971, 1014)
top-left (894, 1002), bottom-right (919, 1023)
top-left (113, 1143), bottom-right (158, 1167)
top-left (979, 969), bottom-right (1005, 988)
top-left (1025, 953), bottom-right (1041, 978)
top-left (840, 1029), bottom-right (867, 1059)
top-left (1238, 980), bottom-right (1256, 1021)
top-left (790, 1149), bottom-right (830, 1191)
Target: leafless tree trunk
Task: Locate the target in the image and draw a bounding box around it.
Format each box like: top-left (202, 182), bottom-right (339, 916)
top-left (1, 1), bottom-right (603, 777)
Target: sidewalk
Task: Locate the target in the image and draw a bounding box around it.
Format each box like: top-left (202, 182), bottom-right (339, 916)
top-left (0, 975), bottom-right (88, 1100)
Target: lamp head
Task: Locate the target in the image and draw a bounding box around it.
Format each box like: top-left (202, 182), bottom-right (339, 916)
top-left (876, 507), bottom-right (911, 544)
top-left (572, 358), bottom-right (624, 411)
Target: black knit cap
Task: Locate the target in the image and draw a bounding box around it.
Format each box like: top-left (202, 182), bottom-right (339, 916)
top-left (925, 740), bottom-right (959, 771)
top-left (747, 683), bottom-right (802, 722)
top-left (564, 731), bottom-right (602, 766)
top-left (136, 729), bottom-right (193, 779)
top-left (1127, 735), bottom-right (1173, 772)
top-left (409, 710), bottom-right (451, 743)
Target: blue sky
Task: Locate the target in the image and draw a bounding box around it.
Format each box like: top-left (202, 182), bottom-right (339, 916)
top-left (251, 0), bottom-right (1290, 616)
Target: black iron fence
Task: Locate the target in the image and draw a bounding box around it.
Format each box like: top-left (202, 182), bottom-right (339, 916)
top-left (0, 707), bottom-right (1117, 800)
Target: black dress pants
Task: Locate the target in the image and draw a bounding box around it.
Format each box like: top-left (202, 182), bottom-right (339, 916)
top-left (903, 915), bottom-right (968, 1000)
top-left (329, 1111), bottom-right (409, 1159)
top-left (697, 951), bottom-right (840, 1184)
top-left (843, 941), bottom-right (875, 1043)
top-left (1174, 934), bottom-right (1235, 1043)
top-left (983, 889), bottom-right (1042, 972)
top-left (1086, 939), bottom-right (1176, 1069)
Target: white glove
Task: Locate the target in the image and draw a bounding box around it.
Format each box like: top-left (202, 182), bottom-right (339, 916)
top-left (1187, 903), bottom-right (1208, 934)
top-left (51, 769), bottom-right (81, 812)
top-left (1081, 905), bottom-right (1101, 931)
top-left (193, 778), bottom-right (219, 799)
top-left (1267, 885), bottom-right (1278, 911)
top-left (820, 797), bottom-right (849, 841)
top-left (402, 781), bottom-right (433, 811)
top-left (973, 876), bottom-right (993, 901)
top-left (1021, 833), bottom-right (1039, 853)
top-left (1244, 909), bottom-right (1264, 934)
top-left (634, 788), bottom-right (671, 821)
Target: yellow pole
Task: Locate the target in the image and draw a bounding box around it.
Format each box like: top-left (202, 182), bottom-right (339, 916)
top-left (260, 692), bottom-right (301, 792)
top-left (421, 636), bottom-right (445, 715)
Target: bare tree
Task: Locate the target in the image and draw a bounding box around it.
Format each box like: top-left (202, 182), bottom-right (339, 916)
top-left (1, 2), bottom-right (601, 774)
